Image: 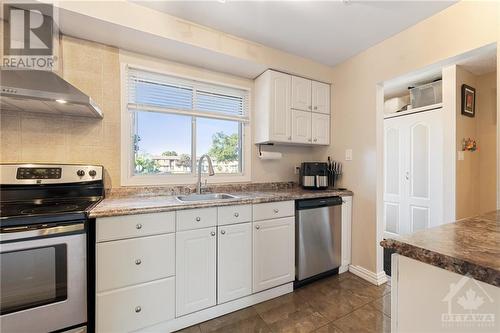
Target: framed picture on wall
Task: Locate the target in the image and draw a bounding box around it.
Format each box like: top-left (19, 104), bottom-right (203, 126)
top-left (461, 84), bottom-right (476, 117)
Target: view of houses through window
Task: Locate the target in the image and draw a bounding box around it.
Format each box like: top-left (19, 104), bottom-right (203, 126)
top-left (127, 67), bottom-right (248, 178)
top-left (133, 111), bottom-right (242, 175)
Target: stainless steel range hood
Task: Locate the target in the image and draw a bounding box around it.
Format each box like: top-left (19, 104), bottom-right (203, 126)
top-left (0, 69), bottom-right (103, 118)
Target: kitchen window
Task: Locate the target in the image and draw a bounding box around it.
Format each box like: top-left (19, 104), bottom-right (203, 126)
top-left (122, 66), bottom-right (250, 185)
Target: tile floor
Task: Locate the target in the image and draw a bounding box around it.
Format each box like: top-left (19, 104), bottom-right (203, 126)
top-left (176, 272), bottom-right (391, 333)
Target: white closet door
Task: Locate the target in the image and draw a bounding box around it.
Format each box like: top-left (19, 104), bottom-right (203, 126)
top-left (406, 110), bottom-right (443, 232)
top-left (383, 109), bottom-right (443, 238)
top-left (383, 120), bottom-right (405, 238)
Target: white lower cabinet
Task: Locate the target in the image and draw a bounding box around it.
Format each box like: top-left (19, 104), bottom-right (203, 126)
top-left (340, 196), bottom-right (352, 272)
top-left (96, 200), bottom-right (321, 331)
top-left (176, 227), bottom-right (217, 317)
top-left (217, 223), bottom-right (252, 304)
top-left (96, 277), bottom-right (175, 333)
top-left (252, 216), bottom-right (295, 293)
top-left (97, 233), bottom-right (175, 292)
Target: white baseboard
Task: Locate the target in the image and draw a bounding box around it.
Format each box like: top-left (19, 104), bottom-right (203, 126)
top-left (339, 265), bottom-right (349, 274)
top-left (348, 264), bottom-right (388, 286)
top-left (138, 283), bottom-right (293, 333)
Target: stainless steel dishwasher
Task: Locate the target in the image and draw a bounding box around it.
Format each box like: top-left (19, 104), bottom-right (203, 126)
top-left (295, 196), bottom-right (342, 287)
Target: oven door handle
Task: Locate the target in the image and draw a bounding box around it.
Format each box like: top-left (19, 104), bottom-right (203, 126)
top-left (0, 223), bottom-right (85, 242)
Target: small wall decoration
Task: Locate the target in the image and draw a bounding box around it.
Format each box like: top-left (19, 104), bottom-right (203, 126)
top-left (462, 138), bottom-right (478, 152)
top-left (461, 84), bottom-right (476, 117)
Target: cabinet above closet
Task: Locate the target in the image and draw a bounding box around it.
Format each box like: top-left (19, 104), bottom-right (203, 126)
top-left (254, 70), bottom-right (331, 145)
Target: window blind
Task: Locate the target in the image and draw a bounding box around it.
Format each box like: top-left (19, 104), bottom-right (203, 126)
top-left (127, 67), bottom-right (249, 121)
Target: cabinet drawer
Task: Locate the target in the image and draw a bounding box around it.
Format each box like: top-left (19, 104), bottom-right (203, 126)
top-left (96, 212), bottom-right (175, 242)
top-left (176, 207), bottom-right (217, 231)
top-left (96, 277), bottom-right (175, 333)
top-left (218, 204), bottom-right (252, 226)
top-left (97, 233), bottom-right (175, 292)
top-left (252, 201), bottom-right (294, 221)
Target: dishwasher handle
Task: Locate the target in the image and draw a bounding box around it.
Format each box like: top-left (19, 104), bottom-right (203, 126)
top-left (296, 196), bottom-right (343, 210)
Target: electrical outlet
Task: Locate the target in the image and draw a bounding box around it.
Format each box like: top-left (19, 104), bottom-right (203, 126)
top-left (294, 166), bottom-right (301, 175)
top-left (345, 149), bottom-right (353, 161)
top-left (457, 151), bottom-right (465, 161)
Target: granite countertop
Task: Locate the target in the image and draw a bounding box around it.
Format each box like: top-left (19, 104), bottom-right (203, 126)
top-left (381, 211), bottom-right (500, 287)
top-left (89, 188), bottom-right (353, 218)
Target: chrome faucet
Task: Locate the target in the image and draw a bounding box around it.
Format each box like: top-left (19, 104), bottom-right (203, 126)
top-left (196, 154), bottom-right (215, 194)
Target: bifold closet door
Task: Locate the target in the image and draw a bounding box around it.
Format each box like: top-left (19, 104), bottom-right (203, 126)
top-left (384, 109), bottom-right (443, 238)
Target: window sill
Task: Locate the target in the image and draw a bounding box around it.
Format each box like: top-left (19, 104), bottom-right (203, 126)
top-left (120, 173), bottom-right (251, 187)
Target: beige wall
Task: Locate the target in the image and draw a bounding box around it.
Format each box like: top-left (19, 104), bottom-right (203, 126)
top-left (477, 71), bottom-right (497, 214)
top-left (455, 66), bottom-right (480, 219)
top-left (455, 67), bottom-right (497, 219)
top-left (1, 36), bottom-right (122, 188)
top-left (327, 1), bottom-right (498, 272)
top-left (0, 36), bottom-right (323, 187)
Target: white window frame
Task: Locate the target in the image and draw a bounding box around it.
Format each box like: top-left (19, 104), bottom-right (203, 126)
top-left (120, 63), bottom-right (252, 186)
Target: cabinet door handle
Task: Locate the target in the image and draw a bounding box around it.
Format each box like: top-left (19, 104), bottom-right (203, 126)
top-left (234, 212), bottom-right (239, 218)
top-left (314, 106), bottom-right (318, 110)
top-left (195, 217), bottom-right (201, 222)
top-left (136, 223), bottom-right (142, 230)
top-left (135, 306), bottom-right (142, 313)
top-left (255, 225), bottom-right (260, 230)
top-left (273, 208), bottom-right (279, 214)
top-left (308, 105), bottom-right (312, 110)
top-left (308, 138), bottom-right (312, 142)
top-left (221, 230), bottom-right (226, 235)
top-left (313, 138), bottom-right (317, 142)
top-left (210, 231), bottom-right (216, 236)
top-left (135, 259), bottom-right (142, 265)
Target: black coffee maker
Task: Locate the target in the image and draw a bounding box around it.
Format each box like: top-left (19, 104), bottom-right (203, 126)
top-left (299, 162), bottom-right (329, 190)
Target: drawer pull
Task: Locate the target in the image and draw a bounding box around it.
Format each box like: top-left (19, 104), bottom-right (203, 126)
top-left (135, 259), bottom-right (142, 265)
top-left (210, 231), bottom-right (216, 236)
top-left (195, 217), bottom-right (201, 222)
top-left (234, 212), bottom-right (239, 218)
top-left (221, 230), bottom-right (226, 235)
top-left (255, 225), bottom-right (260, 230)
top-left (136, 223), bottom-right (143, 230)
top-left (273, 208), bottom-right (279, 214)
top-left (135, 306), bottom-right (142, 313)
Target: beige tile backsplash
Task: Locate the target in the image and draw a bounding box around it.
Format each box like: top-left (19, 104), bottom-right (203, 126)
top-left (0, 36), bottom-right (122, 188)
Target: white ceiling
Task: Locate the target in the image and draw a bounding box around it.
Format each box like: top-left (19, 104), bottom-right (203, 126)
top-left (133, 0), bottom-right (456, 67)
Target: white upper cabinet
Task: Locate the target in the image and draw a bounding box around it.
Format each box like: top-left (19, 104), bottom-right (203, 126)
top-left (255, 70), bottom-right (292, 144)
top-left (312, 81), bottom-right (330, 114)
top-left (291, 109), bottom-right (312, 144)
top-left (255, 70), bottom-right (331, 146)
top-left (312, 113), bottom-right (330, 145)
top-left (291, 76), bottom-right (312, 111)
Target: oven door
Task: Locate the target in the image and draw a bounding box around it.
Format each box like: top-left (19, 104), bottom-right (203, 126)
top-left (0, 223), bottom-right (87, 333)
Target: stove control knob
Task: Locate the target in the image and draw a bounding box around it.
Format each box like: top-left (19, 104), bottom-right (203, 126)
top-left (89, 170), bottom-right (97, 177)
top-left (77, 170), bottom-right (85, 177)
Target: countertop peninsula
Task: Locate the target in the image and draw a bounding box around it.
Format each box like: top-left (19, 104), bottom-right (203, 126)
top-left (381, 211), bottom-right (500, 287)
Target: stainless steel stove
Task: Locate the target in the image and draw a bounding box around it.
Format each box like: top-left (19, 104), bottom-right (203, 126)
top-left (0, 164), bottom-right (104, 333)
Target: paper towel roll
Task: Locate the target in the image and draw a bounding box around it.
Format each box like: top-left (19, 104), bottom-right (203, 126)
top-left (259, 151), bottom-right (282, 160)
